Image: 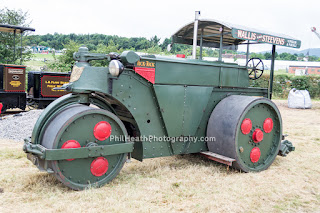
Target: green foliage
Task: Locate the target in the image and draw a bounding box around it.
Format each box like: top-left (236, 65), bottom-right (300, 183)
top-left (264, 52), bottom-right (272, 60)
top-left (47, 41), bottom-right (80, 72)
top-left (91, 41), bottom-right (123, 67)
top-left (291, 76), bottom-right (310, 90)
top-left (0, 7), bottom-right (32, 64)
top-left (47, 40), bottom-right (126, 71)
top-left (26, 33), bottom-right (164, 53)
top-left (250, 52), bottom-right (265, 59)
top-left (308, 55), bottom-right (319, 62)
top-left (250, 52), bottom-right (302, 61)
top-left (250, 74), bottom-right (320, 99)
top-left (38, 41), bottom-right (49, 47)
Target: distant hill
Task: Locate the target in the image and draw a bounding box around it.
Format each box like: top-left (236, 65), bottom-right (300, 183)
top-left (259, 48), bottom-right (320, 57)
top-left (296, 48), bottom-right (320, 57)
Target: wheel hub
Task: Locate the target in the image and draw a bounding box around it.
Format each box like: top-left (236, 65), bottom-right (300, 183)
top-left (90, 157), bottom-right (109, 177)
top-left (93, 121), bottom-right (112, 141)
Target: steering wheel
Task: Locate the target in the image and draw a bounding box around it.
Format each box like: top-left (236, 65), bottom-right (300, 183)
top-left (247, 58), bottom-right (264, 80)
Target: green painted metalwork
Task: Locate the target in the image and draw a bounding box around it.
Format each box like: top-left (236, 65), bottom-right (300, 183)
top-left (70, 66), bottom-right (109, 94)
top-left (151, 56), bottom-right (249, 87)
top-left (120, 51), bottom-right (140, 64)
top-left (154, 85), bottom-right (185, 137)
top-left (24, 142), bottom-right (134, 161)
top-left (183, 86), bottom-right (213, 136)
top-left (111, 71), bottom-right (173, 160)
top-left (278, 140), bottom-right (295, 157)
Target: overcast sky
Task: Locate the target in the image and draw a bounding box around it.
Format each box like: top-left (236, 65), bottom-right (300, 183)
top-left (2, 0), bottom-right (320, 52)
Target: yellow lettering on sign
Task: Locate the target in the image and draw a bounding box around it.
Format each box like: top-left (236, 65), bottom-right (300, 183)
top-left (46, 81), bottom-right (60, 84)
top-left (137, 60), bottom-right (155, 67)
top-left (146, 61), bottom-right (155, 67)
top-left (10, 81), bottom-right (22, 87)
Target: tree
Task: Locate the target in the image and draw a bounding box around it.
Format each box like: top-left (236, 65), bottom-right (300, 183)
top-left (250, 53), bottom-right (265, 59)
top-left (149, 35), bottom-right (160, 47)
top-left (264, 52), bottom-right (272, 60)
top-left (0, 8), bottom-right (32, 64)
top-left (308, 55), bottom-right (318, 62)
top-left (47, 40), bottom-right (80, 72)
top-left (38, 41), bottom-right (49, 47)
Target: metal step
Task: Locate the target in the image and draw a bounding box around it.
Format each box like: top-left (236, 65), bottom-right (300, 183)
top-left (200, 151), bottom-right (236, 166)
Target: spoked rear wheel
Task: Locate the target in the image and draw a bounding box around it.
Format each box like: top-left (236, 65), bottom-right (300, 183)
top-left (41, 104), bottom-right (128, 190)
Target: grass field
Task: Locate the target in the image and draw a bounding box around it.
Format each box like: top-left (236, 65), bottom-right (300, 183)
top-left (0, 100), bottom-right (319, 213)
top-left (264, 69), bottom-right (294, 76)
top-left (24, 53), bottom-right (55, 71)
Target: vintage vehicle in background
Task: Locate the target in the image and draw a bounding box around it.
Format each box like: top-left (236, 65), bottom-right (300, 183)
top-left (0, 24), bottom-right (70, 114)
top-left (0, 24), bottom-right (35, 114)
top-left (27, 71), bottom-right (70, 109)
top-left (24, 12), bottom-right (297, 190)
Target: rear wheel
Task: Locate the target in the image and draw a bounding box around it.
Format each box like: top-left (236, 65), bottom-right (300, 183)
top-left (206, 95), bottom-right (282, 172)
top-left (41, 104), bottom-right (128, 190)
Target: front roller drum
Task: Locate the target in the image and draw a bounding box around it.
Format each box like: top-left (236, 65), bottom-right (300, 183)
top-left (41, 104), bottom-right (128, 190)
top-left (206, 95), bottom-right (282, 172)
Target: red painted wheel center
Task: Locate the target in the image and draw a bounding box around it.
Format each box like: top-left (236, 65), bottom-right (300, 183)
top-left (94, 121), bottom-right (112, 141)
top-left (90, 157), bottom-right (109, 177)
top-left (250, 147), bottom-right (261, 163)
top-left (61, 140), bottom-right (81, 161)
top-left (241, 118), bottom-right (252, 135)
top-left (263, 118), bottom-right (274, 133)
top-left (252, 128), bottom-right (264, 143)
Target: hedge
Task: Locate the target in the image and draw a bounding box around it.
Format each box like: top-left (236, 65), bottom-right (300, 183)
top-left (250, 74), bottom-right (320, 99)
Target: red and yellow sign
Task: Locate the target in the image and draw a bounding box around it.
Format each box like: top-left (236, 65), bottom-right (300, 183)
top-left (41, 75), bottom-right (70, 97)
top-left (134, 60), bottom-right (156, 84)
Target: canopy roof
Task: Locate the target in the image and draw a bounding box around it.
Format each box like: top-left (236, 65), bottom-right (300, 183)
top-left (172, 19), bottom-right (301, 49)
top-left (0, 24), bottom-right (35, 33)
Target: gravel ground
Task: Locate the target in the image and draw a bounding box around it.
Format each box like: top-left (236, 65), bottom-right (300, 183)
top-left (0, 110), bottom-right (43, 141)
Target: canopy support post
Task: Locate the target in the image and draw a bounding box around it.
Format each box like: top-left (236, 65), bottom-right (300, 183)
top-left (269, 45), bottom-right (276, 99)
top-left (199, 28), bottom-right (203, 60)
top-left (218, 27), bottom-right (224, 62)
top-left (13, 29), bottom-right (16, 63)
top-left (20, 31), bottom-right (23, 65)
top-left (246, 41), bottom-right (250, 65)
top-left (192, 11), bottom-right (200, 59)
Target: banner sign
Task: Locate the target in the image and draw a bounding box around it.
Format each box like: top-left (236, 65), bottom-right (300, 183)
top-left (232, 28), bottom-right (301, 48)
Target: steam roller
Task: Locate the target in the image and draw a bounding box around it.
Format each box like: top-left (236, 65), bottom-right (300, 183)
top-left (23, 16), bottom-right (297, 190)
